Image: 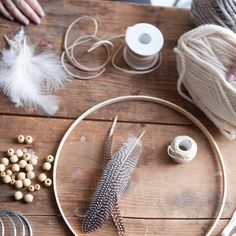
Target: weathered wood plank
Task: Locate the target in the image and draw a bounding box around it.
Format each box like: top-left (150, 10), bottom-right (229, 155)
top-left (0, 0), bottom-right (205, 126)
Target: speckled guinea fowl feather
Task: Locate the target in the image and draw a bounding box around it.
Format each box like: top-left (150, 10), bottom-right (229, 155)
top-left (82, 131), bottom-right (145, 233)
top-left (104, 116), bottom-right (125, 236)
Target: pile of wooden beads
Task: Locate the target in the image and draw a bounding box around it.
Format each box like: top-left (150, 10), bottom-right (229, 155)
top-left (0, 135), bottom-right (54, 203)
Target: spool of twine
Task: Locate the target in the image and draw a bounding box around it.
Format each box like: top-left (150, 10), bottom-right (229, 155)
top-left (191, 0), bottom-right (236, 32)
top-left (174, 24), bottom-right (236, 140)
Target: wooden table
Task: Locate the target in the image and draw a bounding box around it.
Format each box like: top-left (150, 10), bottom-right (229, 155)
top-left (0, 1), bottom-right (235, 235)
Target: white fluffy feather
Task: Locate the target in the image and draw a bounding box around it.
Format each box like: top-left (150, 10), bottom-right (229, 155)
top-left (0, 28), bottom-right (69, 115)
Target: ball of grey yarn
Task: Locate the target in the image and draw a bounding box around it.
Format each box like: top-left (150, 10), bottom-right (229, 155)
top-left (191, 0), bottom-right (236, 32)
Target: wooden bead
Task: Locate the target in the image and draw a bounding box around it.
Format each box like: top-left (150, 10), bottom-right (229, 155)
top-left (43, 162), bottom-right (51, 171)
top-left (7, 148), bottom-right (14, 156)
top-left (28, 185), bottom-right (35, 192)
top-left (15, 149), bottom-right (24, 157)
top-left (12, 164), bottom-right (20, 172)
top-left (10, 179), bottom-right (16, 185)
top-left (22, 149), bottom-right (27, 153)
top-left (29, 157), bottom-right (38, 166)
top-left (44, 178), bottom-right (52, 187)
top-left (17, 172), bottom-right (26, 180)
top-left (46, 155), bottom-right (54, 163)
top-left (19, 160), bottom-right (27, 169)
top-left (14, 191), bottom-right (23, 200)
top-left (6, 170), bottom-right (12, 176)
top-left (23, 178), bottom-right (31, 187)
top-left (17, 135), bottom-right (25, 144)
top-left (3, 175), bottom-right (11, 184)
top-left (0, 164), bottom-right (5, 172)
top-left (27, 171), bottom-right (35, 180)
top-left (10, 155), bottom-right (18, 163)
top-left (38, 173), bottom-right (47, 182)
top-left (25, 136), bottom-right (33, 144)
top-left (23, 154), bottom-right (31, 161)
top-left (1, 158), bottom-right (9, 166)
top-left (35, 184), bottom-right (41, 191)
top-left (25, 164), bottom-right (33, 172)
top-left (24, 193), bottom-right (33, 203)
top-left (15, 180), bottom-right (23, 188)
top-left (11, 175), bottom-right (16, 179)
top-left (0, 172), bottom-right (6, 177)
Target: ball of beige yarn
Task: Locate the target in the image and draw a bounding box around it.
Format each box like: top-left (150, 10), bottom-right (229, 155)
top-left (174, 24), bottom-right (236, 140)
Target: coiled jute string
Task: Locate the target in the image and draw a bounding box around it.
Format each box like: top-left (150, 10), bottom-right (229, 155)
top-left (174, 24), bottom-right (236, 140)
top-left (61, 16), bottom-right (163, 79)
top-left (191, 0), bottom-right (236, 32)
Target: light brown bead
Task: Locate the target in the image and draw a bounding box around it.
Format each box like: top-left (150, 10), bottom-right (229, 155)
top-left (27, 171), bottom-right (35, 180)
top-left (0, 164), bottom-right (5, 172)
top-left (24, 194), bottom-right (34, 203)
top-left (14, 191), bottom-right (23, 200)
top-left (10, 155), bottom-right (18, 163)
top-left (28, 185), bottom-right (35, 192)
top-left (12, 164), bottom-right (20, 172)
top-left (7, 148), bottom-right (14, 156)
top-left (35, 184), bottom-right (41, 191)
top-left (25, 164), bottom-right (33, 172)
top-left (0, 172), bottom-right (6, 177)
top-left (46, 155), bottom-right (54, 163)
top-left (25, 136), bottom-right (33, 144)
top-left (1, 158), bottom-right (9, 166)
top-left (23, 154), bottom-right (31, 161)
top-left (15, 180), bottom-right (23, 188)
top-left (3, 175), bottom-right (11, 184)
top-left (29, 157), bottom-right (37, 166)
top-left (19, 160), bottom-right (27, 169)
top-left (43, 162), bottom-right (51, 171)
top-left (15, 149), bottom-right (24, 157)
top-left (17, 135), bottom-right (25, 144)
top-left (17, 172), bottom-right (26, 180)
top-left (44, 178), bottom-right (52, 187)
top-left (23, 178), bottom-right (31, 187)
top-left (38, 173), bottom-right (47, 182)
top-left (10, 179), bottom-right (16, 185)
top-left (6, 170), bottom-right (12, 176)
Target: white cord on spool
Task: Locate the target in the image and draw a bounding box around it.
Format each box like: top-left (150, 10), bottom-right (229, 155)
top-left (167, 135), bottom-right (197, 164)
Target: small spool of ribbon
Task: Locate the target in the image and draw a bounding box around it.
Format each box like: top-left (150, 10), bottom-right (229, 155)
top-left (167, 135), bottom-right (197, 164)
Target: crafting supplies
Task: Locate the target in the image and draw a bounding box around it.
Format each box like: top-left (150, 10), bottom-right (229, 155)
top-left (174, 24), bottom-right (236, 140)
top-left (222, 209), bottom-right (236, 236)
top-left (167, 135), bottom-right (197, 164)
top-left (0, 209), bottom-right (33, 236)
top-left (61, 16), bottom-right (164, 79)
top-left (0, 28), bottom-right (68, 115)
top-left (53, 95), bottom-right (227, 236)
top-left (191, 0), bottom-right (236, 32)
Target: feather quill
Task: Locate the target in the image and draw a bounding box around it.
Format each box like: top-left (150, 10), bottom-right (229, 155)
top-left (104, 116), bottom-right (125, 236)
top-left (82, 131), bottom-right (145, 233)
top-left (0, 28), bottom-right (68, 115)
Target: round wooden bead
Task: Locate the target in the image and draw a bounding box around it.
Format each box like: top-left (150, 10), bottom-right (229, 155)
top-left (14, 191), bottom-right (23, 200)
top-left (3, 175), bottom-right (11, 184)
top-left (46, 155), bottom-right (54, 163)
top-left (17, 172), bottom-right (26, 180)
top-left (15, 180), bottom-right (23, 188)
top-left (23, 178), bottom-right (31, 187)
top-left (44, 178), bottom-right (52, 187)
top-left (7, 148), bottom-right (14, 156)
top-left (17, 135), bottom-right (25, 144)
top-left (25, 136), bottom-right (33, 144)
top-left (10, 179), bottom-right (16, 185)
top-left (19, 160), bottom-right (27, 169)
top-left (6, 169), bottom-right (12, 176)
top-left (29, 157), bottom-right (38, 166)
top-left (25, 164), bottom-right (33, 172)
top-left (38, 173), bottom-right (47, 182)
top-left (28, 185), bottom-right (35, 192)
top-left (27, 171), bottom-right (35, 180)
top-left (12, 164), bottom-right (20, 172)
top-left (23, 154), bottom-right (31, 161)
top-left (1, 158), bottom-right (9, 166)
top-left (0, 164), bottom-right (5, 172)
top-left (43, 162), bottom-right (51, 171)
top-left (24, 193), bottom-right (33, 203)
top-left (0, 172), bottom-right (6, 177)
top-left (15, 149), bottom-right (24, 157)
top-left (35, 184), bottom-right (41, 191)
top-left (22, 149), bottom-right (27, 153)
top-left (11, 175), bottom-right (16, 179)
top-left (10, 155), bottom-right (18, 163)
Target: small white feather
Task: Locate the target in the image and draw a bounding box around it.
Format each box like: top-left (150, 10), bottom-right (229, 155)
top-left (0, 28), bottom-right (69, 115)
